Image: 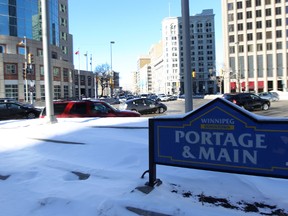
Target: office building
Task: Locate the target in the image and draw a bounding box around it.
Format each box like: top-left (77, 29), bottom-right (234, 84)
top-left (162, 10), bottom-right (217, 95)
top-left (0, 0), bottom-right (74, 103)
top-left (222, 0), bottom-right (288, 93)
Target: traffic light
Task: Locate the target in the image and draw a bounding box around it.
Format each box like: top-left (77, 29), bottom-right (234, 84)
top-left (23, 68), bottom-right (27, 79)
top-left (192, 71), bottom-right (196, 78)
top-left (28, 53), bottom-right (34, 64)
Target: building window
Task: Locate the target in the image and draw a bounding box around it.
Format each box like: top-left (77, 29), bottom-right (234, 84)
top-left (267, 43), bottom-right (273, 50)
top-left (52, 51), bottom-right (58, 59)
top-left (276, 42), bottom-right (282, 49)
top-left (237, 23), bottom-right (243, 31)
top-left (53, 67), bottom-right (60, 77)
top-left (246, 0), bottom-right (251, 7)
top-left (37, 49), bottom-right (43, 57)
top-left (247, 44), bottom-right (253, 52)
top-left (61, 46), bottom-right (68, 54)
top-left (228, 14), bottom-right (234, 22)
top-left (257, 44), bottom-right (263, 51)
top-left (265, 0), bottom-right (271, 4)
top-left (64, 85), bottom-right (69, 98)
top-left (80, 75), bottom-right (86, 85)
top-left (228, 3), bottom-right (233, 10)
top-left (5, 63), bottom-right (17, 74)
top-left (276, 7), bottom-right (281, 15)
top-left (61, 32), bottom-right (67, 41)
top-left (247, 22), bottom-right (253, 30)
top-left (229, 46), bottom-right (235, 53)
top-left (239, 45), bottom-right (244, 53)
top-left (256, 21), bottom-right (262, 29)
top-left (238, 34), bottom-right (244, 42)
top-left (5, 85), bottom-right (18, 99)
top-left (276, 19), bottom-right (282, 26)
top-left (40, 85), bottom-right (45, 101)
top-left (229, 35), bottom-right (235, 43)
top-left (60, 17), bottom-right (67, 26)
top-left (88, 76), bottom-right (92, 86)
top-left (54, 85), bottom-right (61, 100)
top-left (266, 8), bottom-right (271, 16)
top-left (237, 1), bottom-right (243, 9)
top-left (60, 3), bottom-right (66, 12)
top-left (266, 31), bottom-right (272, 39)
top-left (0, 44), bottom-right (5, 53)
top-left (276, 30), bottom-right (282, 38)
top-left (256, 0), bottom-right (261, 6)
top-left (229, 24), bottom-right (234, 32)
top-left (17, 46), bottom-right (25, 55)
top-left (237, 12), bottom-right (243, 20)
top-left (256, 32), bottom-right (262, 40)
top-left (40, 65), bottom-right (44, 76)
top-left (266, 20), bottom-right (272, 28)
top-left (256, 10), bottom-right (262, 17)
top-left (63, 68), bottom-right (69, 80)
top-left (246, 11), bottom-right (252, 19)
top-left (247, 33), bottom-right (253, 41)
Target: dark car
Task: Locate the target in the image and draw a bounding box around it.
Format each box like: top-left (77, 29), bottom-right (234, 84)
top-left (0, 98), bottom-right (18, 102)
top-left (222, 93), bottom-right (270, 111)
top-left (40, 100), bottom-right (140, 118)
top-left (0, 102), bottom-right (41, 120)
top-left (119, 98), bottom-right (167, 115)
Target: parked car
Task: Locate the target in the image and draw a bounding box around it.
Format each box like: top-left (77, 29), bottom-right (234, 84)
top-left (257, 92), bottom-right (279, 102)
top-left (0, 98), bottom-right (18, 102)
top-left (119, 98), bottom-right (167, 115)
top-left (40, 100), bottom-right (140, 118)
top-left (222, 93), bottom-right (270, 111)
top-left (157, 94), bottom-right (170, 102)
top-left (0, 102), bottom-right (41, 120)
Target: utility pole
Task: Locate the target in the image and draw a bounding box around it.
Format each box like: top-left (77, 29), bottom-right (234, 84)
top-left (181, 0), bottom-right (193, 112)
top-left (41, 0), bottom-right (57, 123)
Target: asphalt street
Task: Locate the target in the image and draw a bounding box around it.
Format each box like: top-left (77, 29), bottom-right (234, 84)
top-left (160, 99), bottom-right (288, 118)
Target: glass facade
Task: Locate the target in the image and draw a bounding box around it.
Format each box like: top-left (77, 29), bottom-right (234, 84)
top-left (0, 0), bottom-right (59, 46)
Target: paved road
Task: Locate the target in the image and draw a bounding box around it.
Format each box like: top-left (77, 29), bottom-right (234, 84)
top-left (150, 99), bottom-right (288, 118)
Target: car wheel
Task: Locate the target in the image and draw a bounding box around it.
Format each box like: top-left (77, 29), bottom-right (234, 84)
top-left (27, 112), bottom-right (36, 119)
top-left (262, 103), bottom-right (269, 111)
top-left (158, 107), bottom-right (165, 113)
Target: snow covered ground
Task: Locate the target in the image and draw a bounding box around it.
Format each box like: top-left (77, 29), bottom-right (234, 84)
top-left (0, 117), bottom-right (288, 216)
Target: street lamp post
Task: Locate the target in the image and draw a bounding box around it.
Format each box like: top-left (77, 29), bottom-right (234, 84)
top-left (110, 41), bottom-right (115, 97)
top-left (235, 41), bottom-right (241, 93)
top-left (19, 36), bottom-right (29, 102)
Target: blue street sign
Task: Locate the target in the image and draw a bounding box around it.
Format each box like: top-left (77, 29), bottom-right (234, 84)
top-left (148, 98), bottom-right (288, 186)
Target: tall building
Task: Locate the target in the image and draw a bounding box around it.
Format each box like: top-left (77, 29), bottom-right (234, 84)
top-left (162, 10), bottom-right (217, 95)
top-left (0, 0), bottom-right (74, 103)
top-left (222, 0), bottom-right (288, 93)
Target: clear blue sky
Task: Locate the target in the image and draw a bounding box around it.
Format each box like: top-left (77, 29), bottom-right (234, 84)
top-left (69, 0), bottom-right (223, 85)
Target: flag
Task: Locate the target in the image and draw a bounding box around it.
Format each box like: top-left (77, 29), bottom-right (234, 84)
top-left (75, 50), bottom-right (79, 55)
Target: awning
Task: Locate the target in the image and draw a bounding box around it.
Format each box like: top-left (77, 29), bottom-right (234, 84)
top-left (240, 81), bottom-right (264, 90)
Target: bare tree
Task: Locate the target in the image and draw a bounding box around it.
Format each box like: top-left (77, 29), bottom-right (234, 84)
top-left (95, 63), bottom-right (112, 97)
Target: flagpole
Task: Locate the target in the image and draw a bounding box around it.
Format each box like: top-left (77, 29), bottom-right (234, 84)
top-left (78, 49), bottom-right (81, 99)
top-left (90, 54), bottom-right (92, 72)
top-left (85, 51), bottom-right (88, 71)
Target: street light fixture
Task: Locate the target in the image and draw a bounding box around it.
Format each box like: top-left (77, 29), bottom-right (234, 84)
top-left (110, 41), bottom-right (115, 72)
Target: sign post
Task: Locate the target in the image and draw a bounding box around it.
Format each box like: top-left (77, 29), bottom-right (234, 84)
top-left (148, 98), bottom-right (288, 186)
